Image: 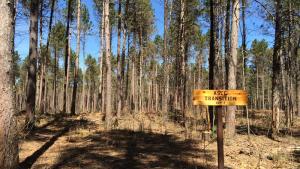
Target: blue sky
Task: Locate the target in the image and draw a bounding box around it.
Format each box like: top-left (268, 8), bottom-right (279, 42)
top-left (15, 0), bottom-right (274, 69)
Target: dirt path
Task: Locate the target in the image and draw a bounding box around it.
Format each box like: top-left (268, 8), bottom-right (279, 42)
top-left (19, 113), bottom-right (300, 169)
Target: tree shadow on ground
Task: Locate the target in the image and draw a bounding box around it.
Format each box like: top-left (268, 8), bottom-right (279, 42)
top-left (52, 129), bottom-right (223, 169)
top-left (19, 117), bottom-right (95, 169)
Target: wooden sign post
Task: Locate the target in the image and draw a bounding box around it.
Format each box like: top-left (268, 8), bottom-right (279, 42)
top-left (193, 90), bottom-right (248, 169)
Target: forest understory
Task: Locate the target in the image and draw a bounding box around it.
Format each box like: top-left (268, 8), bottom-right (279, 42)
top-left (18, 110), bottom-right (300, 169)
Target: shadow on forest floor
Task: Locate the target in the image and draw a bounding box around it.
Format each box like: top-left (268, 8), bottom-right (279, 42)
top-left (51, 129), bottom-right (222, 169)
top-left (19, 116), bottom-right (94, 169)
top-left (19, 114), bottom-right (230, 169)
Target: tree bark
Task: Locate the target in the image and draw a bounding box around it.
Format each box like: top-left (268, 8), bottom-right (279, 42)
top-left (272, 0), bottom-right (282, 137)
top-left (117, 0), bottom-right (122, 117)
top-left (209, 0), bottom-right (220, 130)
top-left (98, 0), bottom-right (105, 113)
top-left (37, 0), bottom-right (44, 112)
top-left (53, 47), bottom-right (57, 113)
top-left (42, 0), bottom-right (55, 114)
top-left (0, 0), bottom-right (19, 167)
top-left (162, 0), bottom-right (169, 114)
top-left (139, 25), bottom-right (144, 112)
top-left (224, 0), bottom-right (230, 89)
top-left (26, 0), bottom-right (40, 129)
top-left (63, 0), bottom-right (72, 113)
top-left (71, 0), bottom-right (81, 115)
top-left (226, 0), bottom-right (239, 138)
top-left (241, 0), bottom-right (246, 90)
top-left (104, 0), bottom-right (112, 129)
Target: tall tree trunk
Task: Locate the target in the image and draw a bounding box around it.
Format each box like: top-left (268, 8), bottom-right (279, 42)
top-left (162, 0), bottom-right (169, 114)
top-left (262, 75), bottom-right (265, 110)
top-left (66, 29), bottom-right (71, 113)
top-left (63, 0), bottom-right (72, 113)
top-left (42, 0), bottom-right (55, 114)
top-left (53, 47), bottom-right (57, 113)
top-left (179, 0), bottom-right (186, 114)
top-left (98, 0), bottom-right (105, 113)
top-left (26, 0), bottom-right (40, 129)
top-left (155, 64), bottom-right (158, 112)
top-left (226, 0), bottom-right (239, 138)
top-left (37, 0), bottom-right (44, 111)
top-left (117, 0), bottom-right (122, 117)
top-left (139, 26), bottom-right (144, 112)
top-left (272, 0), bottom-right (282, 137)
top-left (71, 0), bottom-right (81, 115)
top-left (297, 72), bottom-right (300, 116)
top-left (87, 81), bottom-right (91, 112)
top-left (104, 0), bottom-right (112, 129)
top-left (256, 63), bottom-right (259, 109)
top-left (120, 0), bottom-right (129, 113)
top-left (224, 0), bottom-right (230, 89)
top-left (0, 0), bottom-right (19, 166)
top-left (209, 0), bottom-right (220, 130)
top-left (131, 33), bottom-right (137, 112)
top-left (242, 0), bottom-right (246, 90)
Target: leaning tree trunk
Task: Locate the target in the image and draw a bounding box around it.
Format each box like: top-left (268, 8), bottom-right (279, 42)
top-left (0, 0), bottom-right (19, 167)
top-left (26, 0), bottom-right (40, 129)
top-left (272, 0), bottom-right (282, 138)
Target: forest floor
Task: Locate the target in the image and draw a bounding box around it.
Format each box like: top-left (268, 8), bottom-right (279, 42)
top-left (18, 110), bottom-right (300, 169)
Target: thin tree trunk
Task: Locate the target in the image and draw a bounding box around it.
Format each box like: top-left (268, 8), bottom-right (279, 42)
top-left (241, 0), bottom-right (246, 90)
top-left (117, 0), bottom-right (122, 117)
top-left (155, 64), bottom-right (158, 112)
top-left (66, 29), bottom-right (71, 113)
top-left (262, 75), bottom-right (265, 110)
top-left (256, 62), bottom-right (259, 109)
top-left (139, 26), bottom-right (144, 112)
top-left (179, 0), bottom-right (186, 115)
top-left (87, 82), bottom-right (91, 112)
top-left (131, 33), bottom-right (137, 112)
top-left (224, 0), bottom-right (230, 89)
top-left (37, 0), bottom-right (44, 111)
top-left (53, 47), bottom-right (57, 113)
top-left (98, 0), bottom-right (105, 113)
top-left (0, 0), bottom-right (19, 166)
top-left (162, 0), bottom-right (169, 114)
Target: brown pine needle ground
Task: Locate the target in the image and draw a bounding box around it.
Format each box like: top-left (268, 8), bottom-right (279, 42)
top-left (19, 111), bottom-right (300, 169)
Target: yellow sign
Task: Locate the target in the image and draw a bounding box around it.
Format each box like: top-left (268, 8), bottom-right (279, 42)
top-left (192, 90), bottom-right (248, 106)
